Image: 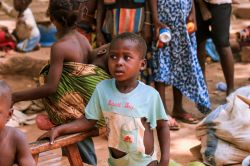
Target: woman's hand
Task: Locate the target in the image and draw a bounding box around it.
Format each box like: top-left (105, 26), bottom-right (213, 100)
top-left (153, 21), bottom-right (168, 41)
top-left (186, 7), bottom-right (197, 34)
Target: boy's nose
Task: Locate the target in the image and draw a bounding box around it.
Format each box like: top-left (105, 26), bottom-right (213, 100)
top-left (116, 58), bottom-right (124, 66)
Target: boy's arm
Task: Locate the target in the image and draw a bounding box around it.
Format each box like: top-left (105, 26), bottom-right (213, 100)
top-left (41, 117), bottom-right (97, 144)
top-left (15, 130), bottom-right (36, 166)
top-left (156, 120), bottom-right (170, 166)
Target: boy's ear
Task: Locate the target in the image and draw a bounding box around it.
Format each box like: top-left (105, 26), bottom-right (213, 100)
top-left (140, 58), bottom-right (147, 70)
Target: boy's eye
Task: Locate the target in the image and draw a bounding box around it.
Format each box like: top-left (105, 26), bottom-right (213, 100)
top-left (110, 55), bottom-right (117, 60)
top-left (124, 55), bottom-right (131, 61)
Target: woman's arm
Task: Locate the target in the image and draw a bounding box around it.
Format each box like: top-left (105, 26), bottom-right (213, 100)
top-left (156, 120), bottom-right (170, 166)
top-left (142, 0), bottom-right (153, 45)
top-left (96, 0), bottom-right (107, 47)
top-left (148, 0), bottom-right (167, 41)
top-left (187, 0), bottom-right (197, 34)
top-left (12, 43), bottom-right (64, 103)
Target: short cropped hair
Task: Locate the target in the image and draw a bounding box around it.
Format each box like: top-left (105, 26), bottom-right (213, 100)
top-left (0, 80), bottom-right (11, 99)
top-left (110, 32), bottom-right (147, 59)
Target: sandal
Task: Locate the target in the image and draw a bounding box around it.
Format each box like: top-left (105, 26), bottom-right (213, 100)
top-left (168, 117), bottom-right (180, 130)
top-left (173, 112), bottom-right (199, 124)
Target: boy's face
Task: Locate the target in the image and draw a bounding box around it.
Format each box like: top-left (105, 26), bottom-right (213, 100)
top-left (14, 0), bottom-right (29, 12)
top-left (108, 39), bottom-right (146, 82)
top-left (0, 95), bottom-right (12, 131)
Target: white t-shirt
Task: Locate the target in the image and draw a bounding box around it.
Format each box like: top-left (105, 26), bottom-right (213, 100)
top-left (85, 79), bottom-right (168, 154)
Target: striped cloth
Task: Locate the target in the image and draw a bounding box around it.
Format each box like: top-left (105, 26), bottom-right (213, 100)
top-left (39, 62), bottom-right (110, 127)
top-left (102, 7), bottom-right (144, 36)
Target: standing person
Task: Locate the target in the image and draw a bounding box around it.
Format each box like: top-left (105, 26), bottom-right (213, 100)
top-left (40, 32), bottom-right (170, 166)
top-left (11, 0), bottom-right (110, 165)
top-left (0, 0), bottom-right (41, 52)
top-left (195, 0), bottom-right (234, 95)
top-left (95, 0), bottom-right (154, 85)
top-left (0, 80), bottom-right (36, 166)
top-left (150, 0), bottom-right (211, 124)
top-left (72, 0), bottom-right (98, 48)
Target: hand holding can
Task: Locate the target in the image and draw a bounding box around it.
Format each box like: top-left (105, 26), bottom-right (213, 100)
top-left (157, 27), bottom-right (171, 48)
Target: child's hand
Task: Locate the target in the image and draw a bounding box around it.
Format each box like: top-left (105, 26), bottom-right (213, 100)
top-left (37, 127), bottom-right (60, 144)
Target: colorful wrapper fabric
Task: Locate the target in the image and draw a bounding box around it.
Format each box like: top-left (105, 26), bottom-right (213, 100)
top-left (39, 62), bottom-right (110, 127)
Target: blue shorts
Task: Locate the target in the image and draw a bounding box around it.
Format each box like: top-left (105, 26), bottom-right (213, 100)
top-left (17, 35), bottom-right (41, 52)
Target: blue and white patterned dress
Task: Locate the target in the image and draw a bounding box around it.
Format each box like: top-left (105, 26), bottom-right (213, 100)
top-left (152, 0), bottom-right (211, 113)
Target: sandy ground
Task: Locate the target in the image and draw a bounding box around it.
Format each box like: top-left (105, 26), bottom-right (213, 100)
top-left (1, 48), bottom-right (249, 165)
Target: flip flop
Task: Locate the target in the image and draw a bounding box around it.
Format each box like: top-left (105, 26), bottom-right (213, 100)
top-left (173, 112), bottom-right (199, 124)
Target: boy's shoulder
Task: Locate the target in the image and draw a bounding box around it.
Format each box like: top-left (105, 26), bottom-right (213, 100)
top-left (96, 79), bottom-right (113, 89)
top-left (4, 126), bottom-right (26, 142)
top-left (138, 81), bottom-right (159, 96)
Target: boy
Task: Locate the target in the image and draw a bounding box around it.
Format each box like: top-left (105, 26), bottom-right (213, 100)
top-left (0, 0), bottom-right (40, 52)
top-left (0, 80), bottom-right (35, 166)
top-left (42, 33), bottom-right (170, 166)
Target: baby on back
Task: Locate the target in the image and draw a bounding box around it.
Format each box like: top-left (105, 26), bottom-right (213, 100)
top-left (0, 80), bottom-right (35, 166)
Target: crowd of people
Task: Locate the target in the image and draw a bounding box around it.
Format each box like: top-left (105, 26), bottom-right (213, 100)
top-left (0, 0), bottom-right (243, 165)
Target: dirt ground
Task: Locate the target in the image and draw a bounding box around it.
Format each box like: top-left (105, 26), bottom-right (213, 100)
top-left (1, 46), bottom-right (249, 165)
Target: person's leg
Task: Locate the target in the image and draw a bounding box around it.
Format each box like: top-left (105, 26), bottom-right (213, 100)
top-left (210, 3), bottom-right (234, 95)
top-left (197, 40), bottom-right (207, 78)
top-left (172, 87), bottom-right (199, 124)
top-left (195, 1), bottom-right (210, 79)
top-left (155, 82), bottom-right (180, 130)
top-left (216, 46), bottom-right (234, 95)
top-left (16, 35), bottom-right (40, 52)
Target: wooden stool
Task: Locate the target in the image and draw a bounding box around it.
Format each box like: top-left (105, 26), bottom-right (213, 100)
top-left (29, 130), bottom-right (98, 166)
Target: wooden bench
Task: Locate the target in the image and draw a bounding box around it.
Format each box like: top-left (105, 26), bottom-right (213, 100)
top-left (29, 130), bottom-right (99, 166)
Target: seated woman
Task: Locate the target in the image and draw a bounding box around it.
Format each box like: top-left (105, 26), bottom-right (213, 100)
top-left (11, 0), bottom-right (110, 165)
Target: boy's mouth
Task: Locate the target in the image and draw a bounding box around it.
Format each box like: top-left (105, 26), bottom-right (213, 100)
top-left (114, 70), bottom-right (124, 76)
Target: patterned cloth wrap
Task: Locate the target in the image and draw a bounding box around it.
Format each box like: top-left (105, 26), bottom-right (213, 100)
top-left (39, 62), bottom-right (110, 126)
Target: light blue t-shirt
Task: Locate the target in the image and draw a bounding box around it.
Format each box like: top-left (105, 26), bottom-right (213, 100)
top-left (85, 79), bottom-right (168, 154)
